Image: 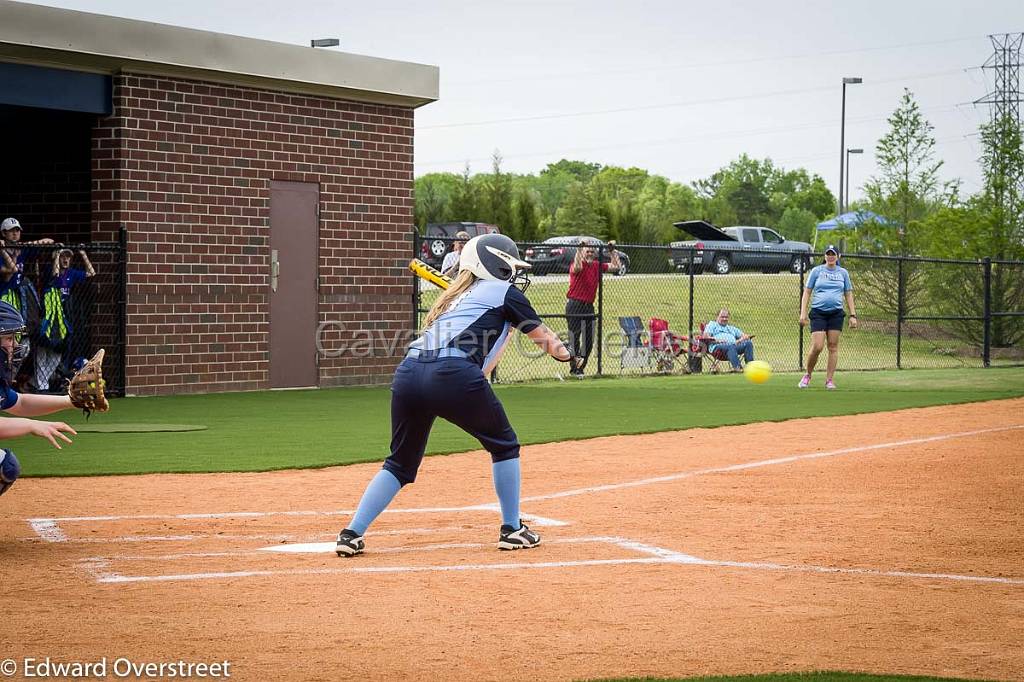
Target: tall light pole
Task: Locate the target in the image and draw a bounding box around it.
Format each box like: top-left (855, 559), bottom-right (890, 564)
top-left (838, 77), bottom-right (863, 216)
top-left (845, 148), bottom-right (863, 213)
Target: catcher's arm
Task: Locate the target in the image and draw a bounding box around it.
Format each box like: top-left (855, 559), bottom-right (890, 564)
top-left (409, 259), bottom-right (452, 290)
top-left (4, 393), bottom-right (74, 417)
top-left (0, 417), bottom-right (76, 449)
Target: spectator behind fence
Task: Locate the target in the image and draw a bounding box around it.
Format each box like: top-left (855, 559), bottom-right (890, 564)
top-left (704, 308), bottom-right (755, 372)
top-left (37, 248), bottom-right (95, 392)
top-left (441, 231), bottom-right (471, 278)
top-left (565, 238), bottom-right (620, 377)
top-left (1, 218), bottom-right (54, 389)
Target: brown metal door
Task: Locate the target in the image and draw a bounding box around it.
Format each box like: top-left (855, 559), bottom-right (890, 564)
top-left (269, 181), bottom-right (319, 388)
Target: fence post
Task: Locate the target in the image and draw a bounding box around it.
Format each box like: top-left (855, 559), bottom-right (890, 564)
top-left (896, 257), bottom-right (904, 369)
top-left (983, 257), bottom-right (992, 368)
top-left (118, 225), bottom-right (128, 397)
top-left (596, 244), bottom-right (604, 376)
top-left (798, 259), bottom-right (805, 370)
top-left (687, 248), bottom-right (695, 371)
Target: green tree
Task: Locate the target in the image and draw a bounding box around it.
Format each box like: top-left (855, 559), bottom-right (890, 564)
top-left (532, 168), bottom-right (576, 232)
top-left (542, 159), bottom-right (602, 184)
top-left (855, 90), bottom-right (955, 318)
top-left (449, 163), bottom-right (479, 221)
top-left (770, 168), bottom-right (835, 221)
top-left (715, 155), bottom-right (776, 225)
top-left (514, 187), bottom-right (541, 243)
top-left (861, 89), bottom-right (957, 255)
top-left (979, 112), bottom-right (1024, 259)
top-left (776, 206), bottom-right (818, 244)
top-left (590, 166), bottom-right (650, 203)
top-left (483, 150), bottom-right (515, 238)
top-left (636, 175), bottom-right (701, 243)
top-left (596, 198), bottom-right (617, 241)
top-left (923, 115), bottom-right (1024, 348)
top-left (615, 192), bottom-right (642, 244)
top-left (555, 182), bottom-right (605, 236)
top-left (414, 173), bottom-right (459, 230)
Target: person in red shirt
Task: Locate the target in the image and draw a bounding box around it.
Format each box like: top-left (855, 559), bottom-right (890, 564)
top-left (565, 238), bottom-right (620, 377)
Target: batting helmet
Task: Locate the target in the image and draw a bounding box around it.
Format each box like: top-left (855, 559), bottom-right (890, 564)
top-left (459, 234), bottom-right (531, 289)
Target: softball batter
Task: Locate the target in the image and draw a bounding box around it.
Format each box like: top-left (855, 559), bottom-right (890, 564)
top-left (336, 234), bottom-right (577, 556)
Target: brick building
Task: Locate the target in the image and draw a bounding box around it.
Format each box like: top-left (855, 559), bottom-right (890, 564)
top-left (0, 1), bottom-right (438, 395)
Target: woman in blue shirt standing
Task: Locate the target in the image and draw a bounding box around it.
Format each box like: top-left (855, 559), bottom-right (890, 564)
top-left (798, 245), bottom-right (859, 389)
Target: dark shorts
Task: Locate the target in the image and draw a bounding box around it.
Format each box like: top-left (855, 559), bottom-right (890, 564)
top-left (384, 356), bottom-right (520, 486)
top-left (809, 308), bottom-right (845, 333)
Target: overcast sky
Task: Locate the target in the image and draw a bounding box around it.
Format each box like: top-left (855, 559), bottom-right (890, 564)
top-left (23, 0), bottom-right (1024, 204)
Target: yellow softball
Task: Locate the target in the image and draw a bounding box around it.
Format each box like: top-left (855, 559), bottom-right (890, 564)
top-left (744, 360), bottom-right (773, 384)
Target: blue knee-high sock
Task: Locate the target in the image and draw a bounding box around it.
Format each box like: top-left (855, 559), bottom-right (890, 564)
top-left (492, 458), bottom-right (522, 528)
top-left (348, 469), bottom-right (402, 535)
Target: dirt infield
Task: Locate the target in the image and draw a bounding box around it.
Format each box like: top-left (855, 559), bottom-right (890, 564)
top-left (4, 399), bottom-right (1023, 682)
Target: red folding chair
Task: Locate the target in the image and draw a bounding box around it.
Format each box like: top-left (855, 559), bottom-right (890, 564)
top-left (648, 318), bottom-right (686, 373)
top-left (698, 322), bottom-right (730, 373)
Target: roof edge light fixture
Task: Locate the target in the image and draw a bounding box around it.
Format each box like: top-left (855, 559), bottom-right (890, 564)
top-left (310, 38), bottom-right (340, 48)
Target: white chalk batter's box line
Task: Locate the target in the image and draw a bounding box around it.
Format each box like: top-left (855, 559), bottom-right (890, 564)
top-left (75, 535), bottom-right (1024, 586)
top-left (25, 506), bottom-right (569, 544)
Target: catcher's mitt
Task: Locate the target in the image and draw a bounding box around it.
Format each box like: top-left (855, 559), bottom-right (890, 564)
top-left (69, 349), bottom-right (109, 417)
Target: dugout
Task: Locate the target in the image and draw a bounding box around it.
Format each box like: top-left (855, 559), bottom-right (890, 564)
top-left (0, 0), bottom-right (438, 395)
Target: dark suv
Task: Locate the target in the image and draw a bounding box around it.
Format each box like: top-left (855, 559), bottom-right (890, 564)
top-left (524, 236), bottom-right (629, 276)
top-left (418, 222), bottom-right (500, 268)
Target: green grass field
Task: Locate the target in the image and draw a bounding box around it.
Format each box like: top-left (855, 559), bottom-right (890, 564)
top-left (421, 272), bottom-right (1017, 383)
top-left (591, 673), bottom-right (998, 682)
top-left (16, 366), bottom-right (1024, 477)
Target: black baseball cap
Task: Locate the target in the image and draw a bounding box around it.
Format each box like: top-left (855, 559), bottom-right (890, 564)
top-left (824, 244), bottom-right (840, 256)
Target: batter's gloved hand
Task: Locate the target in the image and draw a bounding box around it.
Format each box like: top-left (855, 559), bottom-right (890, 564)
top-left (567, 354), bottom-right (584, 374)
top-left (69, 349), bottom-right (110, 418)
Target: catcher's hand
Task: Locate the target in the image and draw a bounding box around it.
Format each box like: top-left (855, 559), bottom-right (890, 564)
top-left (69, 349), bottom-right (110, 417)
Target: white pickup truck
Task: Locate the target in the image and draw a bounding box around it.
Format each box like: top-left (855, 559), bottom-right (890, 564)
top-left (668, 220), bottom-right (812, 275)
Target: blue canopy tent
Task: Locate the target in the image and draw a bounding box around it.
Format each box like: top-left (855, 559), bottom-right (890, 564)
top-left (814, 210), bottom-right (893, 248)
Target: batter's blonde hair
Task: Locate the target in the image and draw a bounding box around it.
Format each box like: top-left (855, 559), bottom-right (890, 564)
top-left (422, 270), bottom-right (478, 330)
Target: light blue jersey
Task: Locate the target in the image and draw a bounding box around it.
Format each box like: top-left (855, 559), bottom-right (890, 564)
top-left (411, 280), bottom-right (540, 369)
top-left (704, 321), bottom-right (743, 354)
top-left (806, 264), bottom-right (852, 311)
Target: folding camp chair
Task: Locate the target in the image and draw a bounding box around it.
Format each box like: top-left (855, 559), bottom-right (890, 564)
top-left (697, 322), bottom-right (731, 374)
top-left (648, 318), bottom-right (685, 373)
top-left (617, 316), bottom-right (652, 373)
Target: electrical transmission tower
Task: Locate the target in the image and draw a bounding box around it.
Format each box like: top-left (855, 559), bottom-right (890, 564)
top-left (974, 33), bottom-right (1023, 211)
top-left (975, 33), bottom-right (1023, 125)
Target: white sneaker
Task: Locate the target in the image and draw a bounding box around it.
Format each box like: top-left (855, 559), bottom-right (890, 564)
top-left (498, 521), bottom-right (541, 550)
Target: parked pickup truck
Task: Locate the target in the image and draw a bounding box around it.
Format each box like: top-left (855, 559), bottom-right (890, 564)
top-left (668, 220), bottom-right (812, 275)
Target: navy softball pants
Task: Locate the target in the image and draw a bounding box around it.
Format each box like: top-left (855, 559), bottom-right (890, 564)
top-left (383, 355), bottom-right (520, 486)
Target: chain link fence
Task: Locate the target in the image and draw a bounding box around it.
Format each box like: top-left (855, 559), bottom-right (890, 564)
top-left (412, 235), bottom-right (1024, 382)
top-left (4, 233), bottom-right (126, 396)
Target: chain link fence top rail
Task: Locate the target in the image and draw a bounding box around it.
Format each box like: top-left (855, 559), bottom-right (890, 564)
top-left (411, 235), bottom-right (1023, 383)
top-left (3, 240), bottom-right (125, 396)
